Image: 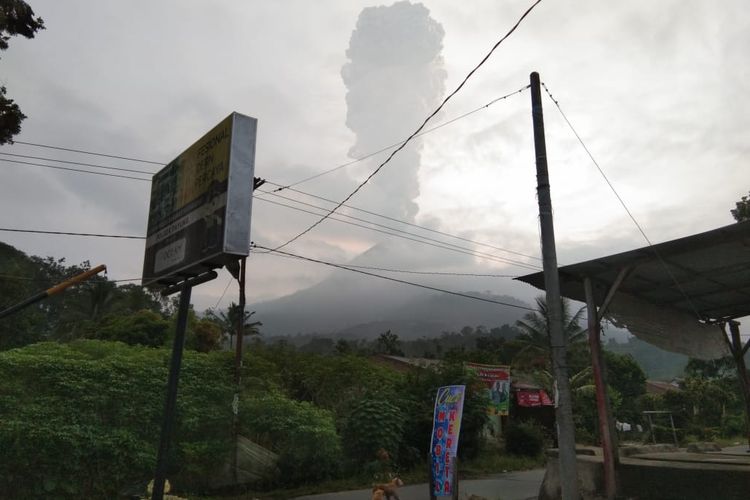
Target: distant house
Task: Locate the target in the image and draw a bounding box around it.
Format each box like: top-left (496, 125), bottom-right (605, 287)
top-left (370, 353), bottom-right (440, 372)
top-left (646, 379), bottom-right (682, 395)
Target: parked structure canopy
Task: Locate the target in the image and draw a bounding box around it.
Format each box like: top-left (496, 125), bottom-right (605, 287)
top-left (516, 220), bottom-right (750, 323)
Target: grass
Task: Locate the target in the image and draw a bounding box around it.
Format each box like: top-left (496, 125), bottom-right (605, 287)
top-left (196, 445), bottom-right (545, 500)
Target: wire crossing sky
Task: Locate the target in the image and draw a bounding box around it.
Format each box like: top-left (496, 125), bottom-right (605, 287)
top-left (1, 0), bottom-right (746, 313)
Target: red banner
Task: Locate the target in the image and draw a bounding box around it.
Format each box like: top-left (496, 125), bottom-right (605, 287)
top-left (516, 389), bottom-right (553, 407)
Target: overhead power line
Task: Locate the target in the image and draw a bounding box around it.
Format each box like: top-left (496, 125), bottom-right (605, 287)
top-left (0, 158), bottom-right (151, 182)
top-left (251, 244), bottom-right (535, 312)
top-left (541, 81), bottom-right (703, 320)
top-left (263, 180), bottom-right (541, 261)
top-left (251, 249), bottom-right (518, 278)
top-left (0, 152), bottom-right (155, 175)
top-left (0, 227), bottom-right (146, 239)
top-left (254, 190), bottom-right (541, 270)
top-left (11, 140), bottom-right (165, 165)
top-left (275, 85), bottom-right (530, 190)
top-left (0, 226), bottom-right (522, 277)
top-left (269, 0), bottom-right (543, 252)
top-left (4, 86), bottom-right (529, 190)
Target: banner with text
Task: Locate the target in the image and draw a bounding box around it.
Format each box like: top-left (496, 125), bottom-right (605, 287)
top-left (430, 385), bottom-right (465, 497)
top-left (467, 362), bottom-right (511, 416)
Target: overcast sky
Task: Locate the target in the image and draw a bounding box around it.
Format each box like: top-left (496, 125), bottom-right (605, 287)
top-left (1, 0), bottom-right (747, 313)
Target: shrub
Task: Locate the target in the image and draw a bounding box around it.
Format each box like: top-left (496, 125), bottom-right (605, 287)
top-left (395, 360), bottom-right (489, 464)
top-left (341, 397), bottom-right (404, 465)
top-left (505, 421), bottom-right (544, 457)
top-left (0, 341), bottom-right (234, 498)
top-left (240, 392), bottom-right (343, 485)
top-left (95, 309), bottom-right (169, 347)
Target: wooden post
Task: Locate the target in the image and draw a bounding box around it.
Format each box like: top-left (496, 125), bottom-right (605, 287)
top-left (584, 277), bottom-right (619, 499)
top-left (647, 414), bottom-right (655, 444)
top-left (669, 413), bottom-right (678, 447)
top-left (530, 71), bottom-right (579, 500)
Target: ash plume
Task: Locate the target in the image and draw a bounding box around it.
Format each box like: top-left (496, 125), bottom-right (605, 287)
top-left (342, 1), bottom-right (446, 222)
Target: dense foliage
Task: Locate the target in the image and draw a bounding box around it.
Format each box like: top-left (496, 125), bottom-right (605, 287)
top-left (1, 243), bottom-right (748, 497)
top-left (0, 341), bottom-right (234, 499)
top-left (505, 421), bottom-right (544, 457)
top-left (240, 393), bottom-right (343, 484)
top-left (0, 0), bottom-right (45, 144)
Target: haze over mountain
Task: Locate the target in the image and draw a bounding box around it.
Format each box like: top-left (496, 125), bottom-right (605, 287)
top-left (249, 2), bottom-right (534, 337)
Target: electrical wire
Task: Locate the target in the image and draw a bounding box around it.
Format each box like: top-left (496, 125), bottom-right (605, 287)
top-left (541, 81), bottom-right (703, 320)
top-left (269, 0), bottom-right (543, 252)
top-left (4, 86), bottom-right (529, 190)
top-left (0, 158), bottom-right (151, 182)
top-left (255, 189), bottom-right (541, 269)
top-left (0, 152), bottom-right (155, 175)
top-left (275, 85), bottom-right (530, 190)
top-left (0, 155), bottom-right (542, 266)
top-left (252, 244), bottom-right (535, 312)
top-left (212, 276), bottom-right (234, 310)
top-left (11, 140), bottom-right (164, 165)
top-left (264, 180), bottom-right (541, 261)
top-left (0, 227), bottom-right (146, 239)
top-left (249, 250), bottom-right (518, 277)
top-left (253, 196), bottom-right (541, 270)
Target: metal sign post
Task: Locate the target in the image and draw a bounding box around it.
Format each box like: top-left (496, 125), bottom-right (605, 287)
top-left (144, 111), bottom-right (257, 499)
top-left (151, 271), bottom-right (217, 500)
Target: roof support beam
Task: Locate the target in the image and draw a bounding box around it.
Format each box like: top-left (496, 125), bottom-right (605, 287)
top-left (585, 276), bottom-right (620, 500)
top-left (725, 321), bottom-right (750, 452)
top-left (597, 266), bottom-right (631, 321)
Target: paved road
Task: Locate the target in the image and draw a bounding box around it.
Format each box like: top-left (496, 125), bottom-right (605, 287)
top-left (294, 469), bottom-right (544, 500)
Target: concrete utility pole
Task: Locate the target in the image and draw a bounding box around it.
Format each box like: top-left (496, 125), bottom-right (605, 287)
top-left (529, 71), bottom-right (580, 500)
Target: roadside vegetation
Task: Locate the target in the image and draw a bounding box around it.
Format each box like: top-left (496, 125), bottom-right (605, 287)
top-left (1, 242), bottom-right (748, 498)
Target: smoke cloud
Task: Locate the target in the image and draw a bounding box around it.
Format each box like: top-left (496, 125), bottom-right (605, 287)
top-left (341, 1), bottom-right (446, 222)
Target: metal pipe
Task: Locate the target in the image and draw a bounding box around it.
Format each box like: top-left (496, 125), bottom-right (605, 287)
top-left (0, 264), bottom-right (106, 320)
top-left (152, 283), bottom-right (192, 500)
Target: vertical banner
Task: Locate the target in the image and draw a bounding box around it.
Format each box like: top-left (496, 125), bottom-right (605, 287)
top-left (466, 363), bottom-right (511, 416)
top-left (430, 385), bottom-right (465, 497)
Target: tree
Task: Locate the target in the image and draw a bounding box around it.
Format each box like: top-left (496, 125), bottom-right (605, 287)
top-left (0, 0), bottom-right (44, 144)
top-left (189, 319), bottom-right (222, 352)
top-left (205, 303), bottom-right (261, 348)
top-left (731, 191), bottom-right (749, 222)
top-left (95, 309), bottom-right (168, 347)
top-left (376, 329), bottom-right (403, 356)
top-left (513, 296), bottom-right (586, 368)
top-left (603, 351), bottom-right (646, 421)
top-left (685, 356), bottom-right (736, 380)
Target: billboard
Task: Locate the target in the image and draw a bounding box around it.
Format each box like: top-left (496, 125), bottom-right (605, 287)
top-left (466, 363), bottom-right (511, 416)
top-left (142, 113), bottom-right (257, 287)
top-left (430, 385), bottom-right (465, 497)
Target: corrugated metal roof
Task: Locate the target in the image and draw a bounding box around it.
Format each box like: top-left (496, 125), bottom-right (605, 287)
top-left (515, 221), bottom-right (750, 322)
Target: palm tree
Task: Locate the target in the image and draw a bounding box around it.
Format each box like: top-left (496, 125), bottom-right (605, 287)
top-left (513, 296), bottom-right (586, 369)
top-left (206, 302), bottom-right (262, 348)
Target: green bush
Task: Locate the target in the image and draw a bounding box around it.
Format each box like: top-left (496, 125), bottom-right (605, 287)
top-left (239, 392), bottom-right (343, 485)
top-left (0, 341), bottom-right (234, 499)
top-left (94, 309), bottom-right (169, 347)
top-left (341, 397), bottom-right (405, 465)
top-left (721, 414), bottom-right (746, 438)
top-left (505, 421), bottom-right (544, 457)
top-left (395, 360), bottom-right (489, 464)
